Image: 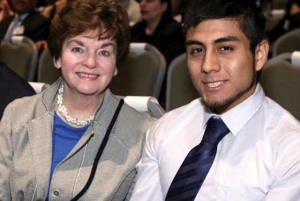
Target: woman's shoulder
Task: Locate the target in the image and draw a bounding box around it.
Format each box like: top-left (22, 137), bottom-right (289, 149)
top-left (104, 92), bottom-right (156, 129)
top-left (3, 84), bottom-right (55, 120)
top-left (1, 94), bottom-right (47, 131)
top-left (120, 101), bottom-right (156, 128)
top-left (4, 94), bottom-right (43, 116)
top-left (104, 95), bottom-right (156, 155)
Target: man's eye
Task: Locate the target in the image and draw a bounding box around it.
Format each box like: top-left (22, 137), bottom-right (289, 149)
top-left (220, 46), bottom-right (232, 51)
top-left (191, 48), bottom-right (203, 54)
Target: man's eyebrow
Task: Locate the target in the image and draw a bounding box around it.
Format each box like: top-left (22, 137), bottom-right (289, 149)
top-left (185, 36), bottom-right (240, 47)
top-left (185, 40), bottom-right (204, 46)
top-left (214, 36), bottom-right (240, 44)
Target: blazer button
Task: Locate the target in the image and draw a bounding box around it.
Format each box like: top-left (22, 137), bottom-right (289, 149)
top-left (53, 190), bottom-right (60, 197)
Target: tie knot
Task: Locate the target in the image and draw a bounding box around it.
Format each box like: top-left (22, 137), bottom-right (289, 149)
top-left (202, 116), bottom-right (229, 145)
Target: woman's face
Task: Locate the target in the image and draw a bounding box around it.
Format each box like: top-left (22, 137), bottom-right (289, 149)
top-left (139, 0), bottom-right (167, 22)
top-left (54, 29), bottom-right (118, 98)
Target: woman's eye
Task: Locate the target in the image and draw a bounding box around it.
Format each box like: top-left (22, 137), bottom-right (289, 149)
top-left (101, 50), bottom-right (110, 56)
top-left (71, 47), bottom-right (82, 52)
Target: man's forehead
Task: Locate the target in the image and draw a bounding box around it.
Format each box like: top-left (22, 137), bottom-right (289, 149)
top-left (186, 19), bottom-right (246, 43)
top-left (188, 18), bottom-right (240, 31)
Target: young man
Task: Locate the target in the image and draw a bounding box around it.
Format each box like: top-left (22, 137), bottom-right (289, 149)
top-left (130, 0), bottom-right (300, 200)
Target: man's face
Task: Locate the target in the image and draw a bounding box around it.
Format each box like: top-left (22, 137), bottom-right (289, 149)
top-left (186, 19), bottom-right (268, 114)
top-left (9, 0), bottom-right (39, 14)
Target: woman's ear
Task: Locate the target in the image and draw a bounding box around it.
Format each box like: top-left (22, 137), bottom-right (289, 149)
top-left (113, 66), bottom-right (118, 76)
top-left (255, 39), bottom-right (269, 72)
top-left (53, 57), bottom-right (61, 69)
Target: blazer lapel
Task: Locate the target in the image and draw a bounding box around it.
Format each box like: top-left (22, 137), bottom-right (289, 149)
top-left (0, 16), bottom-right (13, 39)
top-left (27, 113), bottom-right (53, 197)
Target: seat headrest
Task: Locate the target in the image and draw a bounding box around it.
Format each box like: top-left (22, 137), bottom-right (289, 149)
top-left (124, 96), bottom-right (158, 112)
top-left (291, 51), bottom-right (300, 66)
top-left (11, 36), bottom-right (24, 45)
top-left (129, 43), bottom-right (147, 55)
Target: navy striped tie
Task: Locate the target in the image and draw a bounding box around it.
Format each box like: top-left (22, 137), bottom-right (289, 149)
top-left (165, 116), bottom-right (229, 201)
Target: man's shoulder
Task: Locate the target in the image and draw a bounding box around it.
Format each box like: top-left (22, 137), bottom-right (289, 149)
top-left (264, 97), bottom-right (300, 133)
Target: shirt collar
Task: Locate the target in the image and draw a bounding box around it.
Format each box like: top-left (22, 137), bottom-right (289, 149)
top-left (202, 84), bottom-right (265, 136)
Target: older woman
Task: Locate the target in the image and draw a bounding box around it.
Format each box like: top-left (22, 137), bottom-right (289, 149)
top-left (0, 0), bottom-right (155, 200)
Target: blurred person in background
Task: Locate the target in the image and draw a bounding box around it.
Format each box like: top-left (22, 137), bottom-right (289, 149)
top-left (0, 0), bottom-right (50, 42)
top-left (36, 0), bottom-right (67, 50)
top-left (267, 0), bottom-right (300, 43)
top-left (0, 0), bottom-right (14, 22)
top-left (39, 0), bottom-right (67, 19)
top-left (0, 59), bottom-right (35, 120)
top-left (170, 0), bottom-right (192, 23)
top-left (0, 0), bottom-right (155, 200)
top-left (116, 0), bottom-right (141, 25)
top-left (131, 0), bottom-right (184, 66)
top-left (52, 0), bottom-right (66, 16)
top-left (131, 0), bottom-right (185, 107)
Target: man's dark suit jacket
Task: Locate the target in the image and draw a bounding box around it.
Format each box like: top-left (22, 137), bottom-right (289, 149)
top-left (0, 10), bottom-right (50, 42)
top-left (0, 62), bottom-right (36, 119)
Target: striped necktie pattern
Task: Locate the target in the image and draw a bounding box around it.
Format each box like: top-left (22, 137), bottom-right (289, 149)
top-left (165, 116), bottom-right (229, 201)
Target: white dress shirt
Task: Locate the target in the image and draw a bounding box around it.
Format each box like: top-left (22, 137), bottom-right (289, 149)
top-left (130, 84), bottom-right (300, 201)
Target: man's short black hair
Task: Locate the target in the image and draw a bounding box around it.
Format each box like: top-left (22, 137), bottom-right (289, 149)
top-left (183, 0), bottom-right (266, 54)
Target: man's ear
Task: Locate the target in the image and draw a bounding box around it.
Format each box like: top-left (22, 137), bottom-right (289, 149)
top-left (53, 57), bottom-right (61, 69)
top-left (255, 39), bottom-right (269, 72)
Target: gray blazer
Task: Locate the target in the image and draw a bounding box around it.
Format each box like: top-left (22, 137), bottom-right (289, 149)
top-left (0, 78), bottom-right (155, 200)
